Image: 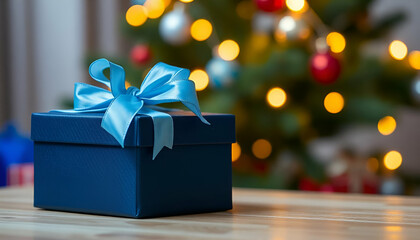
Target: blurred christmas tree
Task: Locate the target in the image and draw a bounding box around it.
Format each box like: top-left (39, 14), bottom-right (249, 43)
top-left (96, 0), bottom-right (420, 193)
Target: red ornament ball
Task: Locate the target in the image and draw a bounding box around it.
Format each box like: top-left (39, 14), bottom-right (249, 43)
top-left (310, 52), bottom-right (341, 84)
top-left (130, 44), bottom-right (151, 66)
top-left (298, 177), bottom-right (320, 191)
top-left (254, 0), bottom-right (284, 12)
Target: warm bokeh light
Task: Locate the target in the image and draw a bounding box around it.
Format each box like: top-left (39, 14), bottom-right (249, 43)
top-left (366, 157), bottom-right (379, 172)
top-left (144, 0), bottom-right (165, 19)
top-left (266, 87), bottom-right (287, 108)
top-left (189, 69), bottom-right (209, 91)
top-left (126, 5), bottom-right (148, 27)
top-left (324, 92), bottom-right (344, 114)
top-left (179, 0), bottom-right (194, 3)
top-left (274, 15), bottom-right (310, 42)
top-left (163, 0), bottom-right (172, 7)
top-left (408, 50), bottom-right (420, 70)
top-left (326, 32), bottom-right (346, 53)
top-left (384, 150), bottom-right (402, 170)
top-left (252, 139), bottom-right (272, 159)
top-left (385, 226), bottom-right (402, 232)
top-left (232, 142), bottom-right (241, 162)
top-left (190, 19), bottom-right (213, 41)
top-left (389, 40), bottom-right (408, 60)
top-left (251, 33), bottom-right (270, 51)
top-left (236, 0), bottom-right (254, 19)
top-left (218, 40), bottom-right (240, 61)
top-left (278, 16), bottom-right (296, 32)
top-left (378, 116), bottom-right (396, 136)
top-left (286, 0), bottom-right (307, 12)
top-left (125, 81), bottom-right (131, 89)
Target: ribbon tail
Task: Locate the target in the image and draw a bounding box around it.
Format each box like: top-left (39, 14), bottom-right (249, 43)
top-left (181, 101), bottom-right (210, 125)
top-left (140, 107), bottom-right (174, 160)
top-left (101, 95), bottom-right (144, 147)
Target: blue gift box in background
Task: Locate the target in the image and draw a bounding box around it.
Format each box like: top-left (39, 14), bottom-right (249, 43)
top-left (0, 123), bottom-right (34, 187)
top-left (31, 111), bottom-right (235, 218)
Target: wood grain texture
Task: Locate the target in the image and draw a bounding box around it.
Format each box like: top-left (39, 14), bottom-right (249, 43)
top-left (1, 186), bottom-right (420, 240)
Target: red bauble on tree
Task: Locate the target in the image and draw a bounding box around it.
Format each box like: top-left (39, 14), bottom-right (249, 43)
top-left (310, 52), bottom-right (341, 84)
top-left (254, 0), bottom-right (284, 12)
top-left (130, 44), bottom-right (151, 66)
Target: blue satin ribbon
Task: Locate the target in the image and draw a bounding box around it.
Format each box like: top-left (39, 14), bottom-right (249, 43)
top-left (53, 58), bottom-right (210, 159)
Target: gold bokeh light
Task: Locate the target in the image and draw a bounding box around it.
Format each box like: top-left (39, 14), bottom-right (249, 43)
top-left (126, 5), bottom-right (148, 27)
top-left (218, 40), bottom-right (240, 61)
top-left (190, 19), bottom-right (213, 41)
top-left (163, 0), bottom-right (172, 7)
top-left (286, 0), bottom-right (307, 12)
top-left (384, 150), bottom-right (402, 170)
top-left (366, 157), bottom-right (379, 172)
top-left (389, 40), bottom-right (407, 60)
top-left (266, 87), bottom-right (287, 108)
top-left (408, 50), bottom-right (420, 70)
top-left (125, 81), bottom-right (131, 89)
top-left (232, 142), bottom-right (241, 162)
top-left (326, 32), bottom-right (346, 53)
top-left (189, 69), bottom-right (209, 91)
top-left (377, 116), bottom-right (396, 136)
top-left (252, 139), bottom-right (272, 159)
top-left (236, 0), bottom-right (254, 20)
top-left (324, 92), bottom-right (344, 114)
top-left (144, 0), bottom-right (165, 19)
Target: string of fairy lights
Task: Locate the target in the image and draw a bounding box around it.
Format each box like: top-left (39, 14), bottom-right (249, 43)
top-left (371, 39), bottom-right (420, 172)
top-left (125, 0), bottom-right (418, 172)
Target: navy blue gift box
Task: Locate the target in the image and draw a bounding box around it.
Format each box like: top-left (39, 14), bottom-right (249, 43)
top-left (31, 111), bottom-right (234, 218)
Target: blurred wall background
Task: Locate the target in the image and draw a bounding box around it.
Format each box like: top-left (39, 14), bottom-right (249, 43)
top-left (0, 0), bottom-right (130, 132)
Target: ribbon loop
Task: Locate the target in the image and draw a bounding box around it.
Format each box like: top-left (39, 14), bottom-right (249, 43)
top-left (102, 94), bottom-right (144, 147)
top-left (53, 58), bottom-right (209, 159)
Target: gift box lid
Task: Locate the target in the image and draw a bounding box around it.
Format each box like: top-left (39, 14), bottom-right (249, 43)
top-left (31, 111), bottom-right (235, 147)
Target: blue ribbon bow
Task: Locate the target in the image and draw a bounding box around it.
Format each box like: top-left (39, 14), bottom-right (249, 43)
top-left (54, 58), bottom-right (210, 159)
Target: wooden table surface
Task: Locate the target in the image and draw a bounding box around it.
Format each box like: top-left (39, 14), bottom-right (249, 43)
top-left (1, 187), bottom-right (420, 240)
